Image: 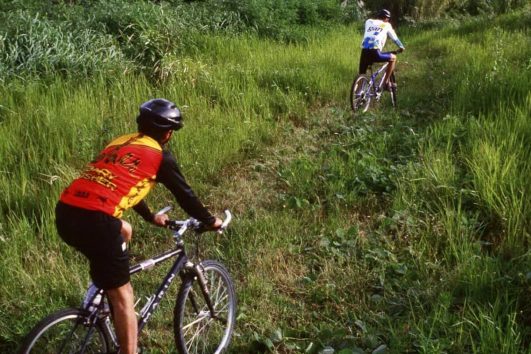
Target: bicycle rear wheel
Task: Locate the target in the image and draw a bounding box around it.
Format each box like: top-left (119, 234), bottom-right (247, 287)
top-left (19, 308), bottom-right (111, 354)
top-left (350, 75), bottom-right (371, 112)
top-left (174, 260), bottom-right (236, 354)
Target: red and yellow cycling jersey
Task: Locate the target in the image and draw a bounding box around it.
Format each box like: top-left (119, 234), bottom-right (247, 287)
top-left (60, 133), bottom-right (163, 218)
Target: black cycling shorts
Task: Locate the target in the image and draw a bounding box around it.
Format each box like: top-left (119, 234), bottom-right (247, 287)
top-left (55, 201), bottom-right (130, 290)
top-left (359, 49), bottom-right (393, 75)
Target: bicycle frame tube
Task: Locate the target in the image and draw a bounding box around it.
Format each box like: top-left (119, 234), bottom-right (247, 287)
top-left (370, 63), bottom-right (388, 89)
top-left (129, 247), bottom-right (188, 332)
top-left (57, 318), bottom-right (89, 354)
top-left (78, 321), bottom-right (99, 353)
top-left (129, 248), bottom-right (183, 275)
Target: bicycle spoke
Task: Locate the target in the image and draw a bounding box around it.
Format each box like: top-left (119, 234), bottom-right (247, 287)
top-left (351, 76), bottom-right (371, 112)
top-left (176, 260), bottom-right (236, 354)
top-left (182, 312), bottom-right (209, 332)
top-left (186, 317), bottom-right (212, 353)
top-left (20, 309), bottom-right (109, 354)
top-left (211, 277), bottom-right (226, 304)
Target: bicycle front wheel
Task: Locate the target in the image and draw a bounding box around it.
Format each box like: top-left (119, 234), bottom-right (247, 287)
top-left (19, 308), bottom-right (111, 354)
top-left (174, 260), bottom-right (236, 354)
top-left (350, 75), bottom-right (371, 112)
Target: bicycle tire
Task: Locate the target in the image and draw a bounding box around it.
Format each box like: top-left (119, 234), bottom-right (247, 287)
top-left (174, 260), bottom-right (237, 354)
top-left (389, 73), bottom-right (397, 108)
top-left (350, 75), bottom-right (372, 112)
top-left (18, 307), bottom-right (111, 354)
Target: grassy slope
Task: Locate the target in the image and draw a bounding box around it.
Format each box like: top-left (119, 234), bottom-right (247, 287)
top-left (1, 9), bottom-right (530, 354)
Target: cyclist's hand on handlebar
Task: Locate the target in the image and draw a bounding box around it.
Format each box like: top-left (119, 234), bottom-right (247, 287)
top-left (153, 213), bottom-right (169, 227)
top-left (209, 217), bottom-right (223, 231)
top-left (193, 217), bottom-right (222, 233)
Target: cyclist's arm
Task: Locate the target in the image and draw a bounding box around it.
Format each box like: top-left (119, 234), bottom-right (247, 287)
top-left (133, 200), bottom-right (170, 226)
top-left (387, 26), bottom-right (405, 50)
top-left (133, 200), bottom-right (155, 223)
top-left (156, 150), bottom-right (216, 225)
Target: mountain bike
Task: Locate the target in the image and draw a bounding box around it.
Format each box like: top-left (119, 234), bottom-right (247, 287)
top-left (19, 207), bottom-right (236, 354)
top-left (350, 50), bottom-right (401, 113)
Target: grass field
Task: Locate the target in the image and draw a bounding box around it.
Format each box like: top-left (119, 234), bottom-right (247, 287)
top-left (0, 8), bottom-right (530, 354)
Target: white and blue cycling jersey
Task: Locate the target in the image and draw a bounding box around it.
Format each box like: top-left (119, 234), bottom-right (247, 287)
top-left (361, 19), bottom-right (404, 51)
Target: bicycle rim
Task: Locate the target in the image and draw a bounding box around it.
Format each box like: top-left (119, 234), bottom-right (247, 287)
top-left (351, 76), bottom-right (371, 112)
top-left (174, 260), bottom-right (236, 354)
top-left (19, 308), bottom-right (110, 354)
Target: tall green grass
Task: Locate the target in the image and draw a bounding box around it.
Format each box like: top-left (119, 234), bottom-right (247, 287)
top-left (385, 9), bottom-right (531, 353)
top-left (0, 0), bottom-right (360, 83)
top-left (1, 7), bottom-right (530, 354)
top-left (0, 26), bottom-right (358, 351)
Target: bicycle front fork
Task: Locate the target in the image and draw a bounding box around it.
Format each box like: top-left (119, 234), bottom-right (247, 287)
top-left (186, 261), bottom-right (220, 321)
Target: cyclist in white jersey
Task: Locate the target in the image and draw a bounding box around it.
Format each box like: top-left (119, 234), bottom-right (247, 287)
top-left (359, 9), bottom-right (405, 90)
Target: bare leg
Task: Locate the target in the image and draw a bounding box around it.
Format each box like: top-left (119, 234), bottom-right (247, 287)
top-left (384, 54), bottom-right (397, 87)
top-left (120, 220), bottom-right (133, 242)
top-left (107, 283), bottom-right (137, 354)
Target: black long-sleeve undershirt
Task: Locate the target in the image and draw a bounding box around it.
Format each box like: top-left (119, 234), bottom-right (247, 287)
top-left (133, 150), bottom-right (215, 225)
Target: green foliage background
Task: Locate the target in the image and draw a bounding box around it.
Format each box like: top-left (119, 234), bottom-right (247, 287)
top-left (0, 1), bottom-right (530, 353)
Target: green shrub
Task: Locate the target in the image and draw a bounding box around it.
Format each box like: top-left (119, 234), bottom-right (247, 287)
top-left (0, 10), bottom-right (129, 81)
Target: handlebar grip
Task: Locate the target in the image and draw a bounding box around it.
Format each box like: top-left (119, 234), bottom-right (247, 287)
top-left (221, 210), bottom-right (232, 227)
top-left (155, 205), bottom-right (171, 215)
top-left (155, 206), bottom-right (172, 216)
top-left (218, 210), bottom-right (232, 234)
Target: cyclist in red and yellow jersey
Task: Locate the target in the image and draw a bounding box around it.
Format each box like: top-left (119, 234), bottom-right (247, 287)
top-left (55, 98), bottom-right (222, 354)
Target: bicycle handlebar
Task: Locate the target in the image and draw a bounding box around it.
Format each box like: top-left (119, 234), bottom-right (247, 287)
top-left (155, 206), bottom-right (172, 216)
top-left (219, 210), bottom-right (232, 232)
top-left (159, 207), bottom-right (232, 236)
top-left (387, 49), bottom-right (404, 55)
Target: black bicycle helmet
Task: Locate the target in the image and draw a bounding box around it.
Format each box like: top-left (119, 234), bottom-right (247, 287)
top-left (137, 98), bottom-right (183, 132)
top-left (377, 9), bottom-right (391, 19)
